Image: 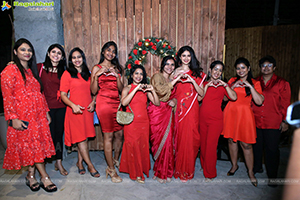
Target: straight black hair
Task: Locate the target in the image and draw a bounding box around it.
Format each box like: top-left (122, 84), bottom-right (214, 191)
top-left (43, 43), bottom-right (67, 79)
top-left (67, 47), bottom-right (90, 81)
top-left (13, 38), bottom-right (43, 92)
top-left (98, 41), bottom-right (123, 75)
top-left (233, 57), bottom-right (254, 97)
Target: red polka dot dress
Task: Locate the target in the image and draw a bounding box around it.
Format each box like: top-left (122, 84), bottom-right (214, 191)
top-left (1, 64), bottom-right (55, 170)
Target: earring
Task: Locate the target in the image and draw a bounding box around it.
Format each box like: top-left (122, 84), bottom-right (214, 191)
top-left (208, 71), bottom-right (211, 77)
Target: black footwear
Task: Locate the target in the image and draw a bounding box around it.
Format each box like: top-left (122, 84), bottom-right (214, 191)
top-left (227, 165), bottom-right (239, 176)
top-left (40, 177), bottom-right (57, 193)
top-left (90, 170), bottom-right (100, 178)
top-left (76, 163), bottom-right (86, 175)
top-left (25, 176), bottom-right (40, 192)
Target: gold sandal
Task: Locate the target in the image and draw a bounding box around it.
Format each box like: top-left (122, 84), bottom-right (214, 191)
top-left (136, 177), bottom-right (145, 184)
top-left (113, 158), bottom-right (120, 169)
top-left (105, 167), bottom-right (122, 183)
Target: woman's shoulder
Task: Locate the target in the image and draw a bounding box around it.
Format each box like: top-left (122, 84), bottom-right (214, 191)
top-left (1, 63), bottom-right (18, 75)
top-left (228, 77), bottom-right (237, 84)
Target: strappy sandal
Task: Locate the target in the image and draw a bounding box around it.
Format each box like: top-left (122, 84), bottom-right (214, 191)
top-left (40, 177), bottom-right (57, 193)
top-left (25, 176), bottom-right (40, 192)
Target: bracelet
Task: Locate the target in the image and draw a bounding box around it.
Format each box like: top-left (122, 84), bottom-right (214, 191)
top-left (282, 120), bottom-right (287, 124)
top-left (224, 83), bottom-right (228, 88)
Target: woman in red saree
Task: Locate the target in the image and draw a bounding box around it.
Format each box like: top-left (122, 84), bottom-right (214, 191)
top-left (172, 46), bottom-right (206, 182)
top-left (148, 56), bottom-right (182, 183)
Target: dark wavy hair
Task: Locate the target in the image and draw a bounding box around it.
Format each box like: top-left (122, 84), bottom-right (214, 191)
top-left (98, 41), bottom-right (123, 75)
top-left (175, 46), bottom-right (203, 78)
top-left (233, 57), bottom-right (254, 97)
top-left (160, 55), bottom-right (176, 73)
top-left (67, 47), bottom-right (90, 81)
top-left (206, 60), bottom-right (225, 81)
top-left (128, 65), bottom-right (148, 84)
top-left (43, 43), bottom-right (66, 79)
top-left (13, 38), bottom-right (43, 92)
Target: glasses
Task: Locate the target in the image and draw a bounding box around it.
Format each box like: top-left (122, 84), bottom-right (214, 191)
top-left (261, 63), bottom-right (273, 68)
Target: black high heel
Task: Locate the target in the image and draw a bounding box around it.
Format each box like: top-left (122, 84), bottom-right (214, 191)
top-left (227, 165), bottom-right (239, 176)
top-left (25, 176), bottom-right (40, 192)
top-left (40, 177), bottom-right (57, 193)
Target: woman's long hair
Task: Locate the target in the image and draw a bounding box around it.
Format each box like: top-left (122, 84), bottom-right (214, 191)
top-left (160, 55), bottom-right (177, 73)
top-left (67, 47), bottom-right (90, 81)
top-left (128, 65), bottom-right (147, 84)
top-left (175, 46), bottom-right (203, 78)
top-left (43, 43), bottom-right (66, 79)
top-left (98, 41), bottom-right (123, 75)
top-left (13, 38), bottom-right (43, 92)
top-left (233, 57), bottom-right (254, 97)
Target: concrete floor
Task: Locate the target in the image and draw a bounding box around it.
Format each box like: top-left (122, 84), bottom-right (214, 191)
top-left (0, 143), bottom-right (290, 200)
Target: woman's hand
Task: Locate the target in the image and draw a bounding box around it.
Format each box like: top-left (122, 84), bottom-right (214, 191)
top-left (46, 112), bottom-right (51, 124)
top-left (71, 104), bottom-right (85, 114)
top-left (11, 119), bottom-right (27, 131)
top-left (168, 99), bottom-right (176, 107)
top-left (95, 66), bottom-right (108, 77)
top-left (87, 101), bottom-right (95, 112)
top-left (231, 80), bottom-right (244, 89)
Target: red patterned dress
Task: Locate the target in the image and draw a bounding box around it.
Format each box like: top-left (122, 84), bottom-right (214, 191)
top-left (1, 64), bottom-right (55, 170)
top-left (174, 70), bottom-right (206, 181)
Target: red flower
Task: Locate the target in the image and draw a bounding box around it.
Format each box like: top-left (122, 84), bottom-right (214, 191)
top-left (168, 45), bottom-right (171, 49)
top-left (163, 44), bottom-right (166, 48)
top-left (142, 50), bottom-right (147, 55)
top-left (152, 46), bottom-right (157, 50)
top-left (149, 42), bottom-right (154, 46)
top-left (127, 64), bottom-right (132, 69)
top-left (133, 49), bottom-right (138, 55)
top-left (134, 60), bottom-right (140, 65)
top-left (156, 39), bottom-right (159, 42)
top-left (146, 39), bottom-right (150, 42)
top-left (138, 42), bottom-right (143, 46)
top-left (129, 56), bottom-right (133, 59)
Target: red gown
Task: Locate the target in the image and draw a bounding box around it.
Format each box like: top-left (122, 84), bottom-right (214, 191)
top-left (222, 78), bottom-right (262, 144)
top-left (95, 65), bottom-right (123, 133)
top-left (199, 82), bottom-right (229, 178)
top-left (60, 71), bottom-right (95, 146)
top-left (1, 64), bottom-right (55, 170)
top-left (119, 84), bottom-right (150, 181)
top-left (174, 70), bottom-right (206, 181)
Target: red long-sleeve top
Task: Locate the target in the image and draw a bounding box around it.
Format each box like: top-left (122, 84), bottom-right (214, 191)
top-left (252, 74), bottom-right (291, 129)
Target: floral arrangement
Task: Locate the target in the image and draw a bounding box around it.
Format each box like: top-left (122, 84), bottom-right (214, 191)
top-left (125, 37), bottom-right (176, 77)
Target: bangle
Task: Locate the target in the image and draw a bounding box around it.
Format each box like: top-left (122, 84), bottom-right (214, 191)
top-left (282, 120), bottom-right (287, 124)
top-left (224, 83), bottom-right (228, 88)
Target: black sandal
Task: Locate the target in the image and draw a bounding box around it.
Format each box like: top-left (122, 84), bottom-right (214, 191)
top-left (25, 176), bottom-right (40, 192)
top-left (40, 177), bottom-right (57, 192)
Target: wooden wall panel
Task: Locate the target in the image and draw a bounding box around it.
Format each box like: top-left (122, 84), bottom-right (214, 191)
top-left (225, 24), bottom-right (300, 103)
top-left (62, 0), bottom-right (226, 75)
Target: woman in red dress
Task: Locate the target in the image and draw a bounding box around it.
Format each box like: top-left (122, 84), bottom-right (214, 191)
top-left (90, 41), bottom-right (124, 183)
top-left (172, 46), bottom-right (205, 182)
top-left (147, 56), bottom-right (182, 183)
top-left (1, 38), bottom-right (57, 192)
top-left (38, 44), bottom-right (68, 176)
top-left (222, 57), bottom-right (264, 187)
top-left (120, 65), bottom-right (160, 184)
top-left (199, 61), bottom-right (237, 182)
top-left (60, 47), bottom-right (100, 178)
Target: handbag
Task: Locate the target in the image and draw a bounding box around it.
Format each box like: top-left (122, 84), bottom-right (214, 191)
top-left (116, 103), bottom-right (134, 125)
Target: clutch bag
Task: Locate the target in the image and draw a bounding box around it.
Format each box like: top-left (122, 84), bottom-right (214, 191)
top-left (116, 103), bottom-right (134, 125)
